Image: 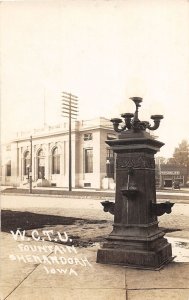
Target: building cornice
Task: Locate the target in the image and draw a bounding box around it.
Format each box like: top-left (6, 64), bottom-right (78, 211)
top-left (10, 119), bottom-right (114, 143)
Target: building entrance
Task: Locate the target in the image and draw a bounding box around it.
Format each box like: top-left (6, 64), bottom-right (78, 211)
top-left (37, 150), bottom-right (45, 179)
top-left (164, 179), bottom-right (172, 187)
top-left (38, 165), bottom-right (45, 179)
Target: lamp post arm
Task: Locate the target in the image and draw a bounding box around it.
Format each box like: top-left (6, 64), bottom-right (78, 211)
top-left (110, 118), bottom-right (127, 132)
top-left (121, 113), bottom-right (134, 129)
top-left (147, 115), bottom-right (164, 131)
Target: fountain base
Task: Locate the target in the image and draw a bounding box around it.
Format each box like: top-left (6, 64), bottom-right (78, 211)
top-left (97, 235), bottom-right (173, 270)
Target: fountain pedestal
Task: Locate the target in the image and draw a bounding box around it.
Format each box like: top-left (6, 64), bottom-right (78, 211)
top-left (97, 97), bottom-right (174, 270)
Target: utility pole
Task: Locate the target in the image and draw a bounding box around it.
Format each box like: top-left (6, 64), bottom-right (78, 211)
top-left (61, 92), bottom-right (78, 191)
top-left (29, 135), bottom-right (33, 194)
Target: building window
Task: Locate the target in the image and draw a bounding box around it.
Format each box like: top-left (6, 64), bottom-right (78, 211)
top-left (52, 147), bottom-right (60, 174)
top-left (84, 133), bottom-right (92, 141)
top-left (106, 148), bottom-right (115, 179)
top-left (24, 151), bottom-right (30, 176)
top-left (37, 149), bottom-right (45, 179)
top-left (6, 145), bottom-right (11, 151)
top-left (106, 148), bottom-right (114, 158)
top-left (84, 148), bottom-right (93, 173)
top-left (6, 161), bottom-right (11, 176)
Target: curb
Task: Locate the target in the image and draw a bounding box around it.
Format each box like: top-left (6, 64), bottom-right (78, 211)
top-left (2, 191), bottom-right (189, 204)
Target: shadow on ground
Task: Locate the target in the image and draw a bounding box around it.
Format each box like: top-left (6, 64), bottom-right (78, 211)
top-left (1, 210), bottom-right (109, 247)
top-left (1, 210), bottom-right (107, 232)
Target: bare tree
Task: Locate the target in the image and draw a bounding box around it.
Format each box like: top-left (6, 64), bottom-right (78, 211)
top-left (168, 140), bottom-right (189, 167)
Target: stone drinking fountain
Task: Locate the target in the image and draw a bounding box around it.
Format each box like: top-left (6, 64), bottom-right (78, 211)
top-left (97, 97), bottom-right (174, 270)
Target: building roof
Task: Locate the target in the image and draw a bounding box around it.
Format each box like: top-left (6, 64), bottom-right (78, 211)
top-left (11, 117), bottom-right (114, 142)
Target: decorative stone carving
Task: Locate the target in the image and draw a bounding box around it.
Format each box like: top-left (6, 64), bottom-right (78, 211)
top-left (116, 155), bottom-right (155, 169)
top-left (43, 145), bottom-right (47, 152)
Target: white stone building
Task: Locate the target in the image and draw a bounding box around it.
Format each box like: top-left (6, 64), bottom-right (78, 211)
top-left (1, 117), bottom-right (116, 189)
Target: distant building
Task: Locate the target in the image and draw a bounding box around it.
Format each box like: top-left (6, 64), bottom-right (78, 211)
top-left (1, 117), bottom-right (116, 189)
top-left (155, 163), bottom-right (188, 188)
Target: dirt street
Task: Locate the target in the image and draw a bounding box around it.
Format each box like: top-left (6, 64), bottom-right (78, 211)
top-left (1, 194), bottom-right (189, 247)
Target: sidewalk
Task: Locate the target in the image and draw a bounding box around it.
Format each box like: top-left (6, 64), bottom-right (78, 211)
top-left (2, 186), bottom-right (189, 202)
top-left (1, 232), bottom-right (189, 300)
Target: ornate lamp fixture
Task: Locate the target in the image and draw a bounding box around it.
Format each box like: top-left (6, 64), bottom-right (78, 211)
top-left (111, 97), bottom-right (163, 132)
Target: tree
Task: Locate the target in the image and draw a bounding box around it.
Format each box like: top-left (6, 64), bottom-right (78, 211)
top-left (168, 140), bottom-right (189, 167)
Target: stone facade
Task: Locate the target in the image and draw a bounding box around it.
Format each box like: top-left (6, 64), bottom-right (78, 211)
top-left (1, 117), bottom-right (116, 189)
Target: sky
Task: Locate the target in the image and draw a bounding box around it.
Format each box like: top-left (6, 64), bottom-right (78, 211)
top-left (1, 0), bottom-right (189, 157)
